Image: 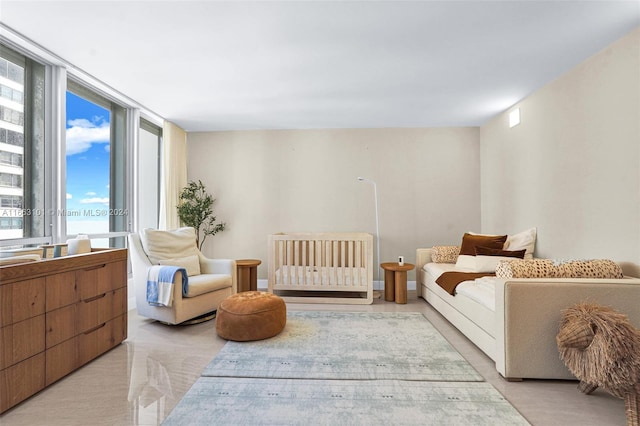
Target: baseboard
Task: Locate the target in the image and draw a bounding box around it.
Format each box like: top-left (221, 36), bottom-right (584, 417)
top-left (128, 278), bottom-right (416, 309)
top-left (258, 279), bottom-right (416, 291)
top-left (258, 279), bottom-right (268, 290)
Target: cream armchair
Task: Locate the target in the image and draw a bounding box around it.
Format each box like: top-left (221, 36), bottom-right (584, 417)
top-left (128, 227), bottom-right (236, 325)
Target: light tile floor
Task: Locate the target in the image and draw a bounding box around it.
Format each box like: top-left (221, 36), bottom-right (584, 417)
top-left (0, 293), bottom-right (625, 425)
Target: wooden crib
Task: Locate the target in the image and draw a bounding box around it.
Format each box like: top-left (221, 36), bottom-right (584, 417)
top-left (268, 232), bottom-right (374, 304)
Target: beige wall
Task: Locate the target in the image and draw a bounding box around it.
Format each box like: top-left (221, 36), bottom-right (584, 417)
top-left (187, 28), bottom-right (639, 280)
top-left (187, 128), bottom-right (481, 280)
top-left (480, 28), bottom-right (639, 269)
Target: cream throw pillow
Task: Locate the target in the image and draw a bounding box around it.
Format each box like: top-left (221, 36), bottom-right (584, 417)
top-left (159, 254), bottom-right (201, 277)
top-left (504, 228), bottom-right (537, 259)
top-left (140, 227), bottom-right (199, 264)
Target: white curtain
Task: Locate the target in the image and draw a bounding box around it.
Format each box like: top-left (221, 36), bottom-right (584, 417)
top-left (158, 121), bottom-right (187, 230)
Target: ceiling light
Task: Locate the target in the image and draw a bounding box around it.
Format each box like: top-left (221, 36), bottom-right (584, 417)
top-left (509, 108), bottom-right (521, 128)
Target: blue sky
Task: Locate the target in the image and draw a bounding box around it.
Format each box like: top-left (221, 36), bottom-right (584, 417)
top-left (65, 92), bottom-right (110, 224)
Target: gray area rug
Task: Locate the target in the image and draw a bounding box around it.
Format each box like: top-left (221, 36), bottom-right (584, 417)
top-left (164, 311), bottom-right (530, 425)
top-left (202, 311), bottom-right (483, 381)
top-left (163, 378), bottom-right (529, 425)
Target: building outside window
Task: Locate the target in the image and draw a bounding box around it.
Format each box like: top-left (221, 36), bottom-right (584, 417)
top-left (0, 45), bottom-right (46, 243)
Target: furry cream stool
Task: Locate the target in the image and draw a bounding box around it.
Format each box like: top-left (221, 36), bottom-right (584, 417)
top-left (216, 291), bottom-right (286, 341)
top-left (557, 303), bottom-right (640, 426)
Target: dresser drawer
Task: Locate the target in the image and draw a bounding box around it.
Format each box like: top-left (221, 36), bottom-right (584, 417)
top-left (0, 352), bottom-right (45, 413)
top-left (46, 286), bottom-right (127, 348)
top-left (76, 261), bottom-right (126, 301)
top-left (77, 288), bottom-right (127, 334)
top-left (76, 263), bottom-right (111, 300)
top-left (46, 304), bottom-right (77, 349)
top-left (0, 278), bottom-right (45, 327)
top-left (0, 315), bottom-right (45, 370)
top-left (45, 271), bottom-right (78, 311)
top-left (78, 314), bottom-right (126, 365)
top-left (45, 336), bottom-right (79, 386)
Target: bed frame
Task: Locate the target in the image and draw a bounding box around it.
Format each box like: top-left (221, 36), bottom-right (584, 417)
top-left (268, 232), bottom-right (373, 304)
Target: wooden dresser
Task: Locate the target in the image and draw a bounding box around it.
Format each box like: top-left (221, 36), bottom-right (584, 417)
top-left (0, 248), bottom-right (128, 413)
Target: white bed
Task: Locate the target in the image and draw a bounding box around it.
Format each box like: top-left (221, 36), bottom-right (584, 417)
top-left (417, 247), bottom-right (640, 380)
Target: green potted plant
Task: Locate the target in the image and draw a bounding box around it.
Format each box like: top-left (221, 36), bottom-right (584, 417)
top-left (176, 180), bottom-right (226, 250)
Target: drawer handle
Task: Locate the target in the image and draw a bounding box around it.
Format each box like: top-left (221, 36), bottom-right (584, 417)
top-left (83, 293), bottom-right (107, 303)
top-left (84, 322), bottom-right (106, 334)
top-left (83, 264), bottom-right (107, 271)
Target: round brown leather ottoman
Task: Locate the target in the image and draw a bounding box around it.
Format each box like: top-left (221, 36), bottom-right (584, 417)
top-left (216, 291), bottom-right (286, 341)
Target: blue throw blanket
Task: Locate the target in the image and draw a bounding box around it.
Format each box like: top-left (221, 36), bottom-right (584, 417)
top-left (146, 265), bottom-right (188, 307)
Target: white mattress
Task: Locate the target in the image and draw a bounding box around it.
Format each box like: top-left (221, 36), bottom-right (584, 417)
top-left (422, 263), bottom-right (496, 340)
top-left (274, 265), bottom-right (368, 287)
top-left (422, 263), bottom-right (497, 312)
top-left (456, 277), bottom-right (497, 312)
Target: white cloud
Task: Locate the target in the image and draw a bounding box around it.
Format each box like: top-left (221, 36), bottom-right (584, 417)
top-left (85, 191), bottom-right (96, 196)
top-left (68, 118), bottom-right (93, 127)
top-left (66, 193), bottom-right (73, 199)
top-left (66, 117), bottom-right (110, 156)
top-left (80, 197), bottom-right (109, 205)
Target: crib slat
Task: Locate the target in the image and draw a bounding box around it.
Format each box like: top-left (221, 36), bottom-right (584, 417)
top-left (302, 240), bottom-right (308, 285)
top-left (321, 241), bottom-right (324, 284)
top-left (328, 240), bottom-right (333, 286)
top-left (296, 240), bottom-right (301, 286)
top-left (288, 240), bottom-right (293, 286)
top-left (309, 240), bottom-right (315, 287)
top-left (351, 240), bottom-right (356, 287)
top-left (331, 241), bottom-right (340, 285)
top-left (355, 240), bottom-right (360, 287)
top-left (339, 241), bottom-right (344, 287)
top-left (357, 240), bottom-right (362, 286)
top-left (324, 241), bottom-right (329, 286)
top-left (283, 240), bottom-right (286, 286)
top-left (278, 240), bottom-right (283, 286)
top-left (276, 240), bottom-right (280, 285)
top-left (346, 240), bottom-right (351, 287)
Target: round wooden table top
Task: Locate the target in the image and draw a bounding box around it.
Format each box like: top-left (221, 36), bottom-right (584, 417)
top-left (380, 262), bottom-right (415, 272)
top-left (236, 259), bottom-right (262, 267)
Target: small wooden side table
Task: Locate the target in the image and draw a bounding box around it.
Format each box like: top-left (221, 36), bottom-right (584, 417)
top-left (380, 262), bottom-right (415, 304)
top-left (236, 259), bottom-right (262, 292)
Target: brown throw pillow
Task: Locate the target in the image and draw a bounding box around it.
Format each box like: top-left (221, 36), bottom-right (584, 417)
top-left (458, 233), bottom-right (507, 256)
top-left (475, 246), bottom-right (526, 258)
top-left (456, 233), bottom-right (508, 270)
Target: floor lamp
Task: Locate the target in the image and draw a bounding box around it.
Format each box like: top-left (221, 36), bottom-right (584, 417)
top-left (357, 177), bottom-right (381, 288)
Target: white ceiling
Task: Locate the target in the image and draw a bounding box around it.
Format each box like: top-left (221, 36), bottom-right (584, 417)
top-left (1, 1), bottom-right (639, 132)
